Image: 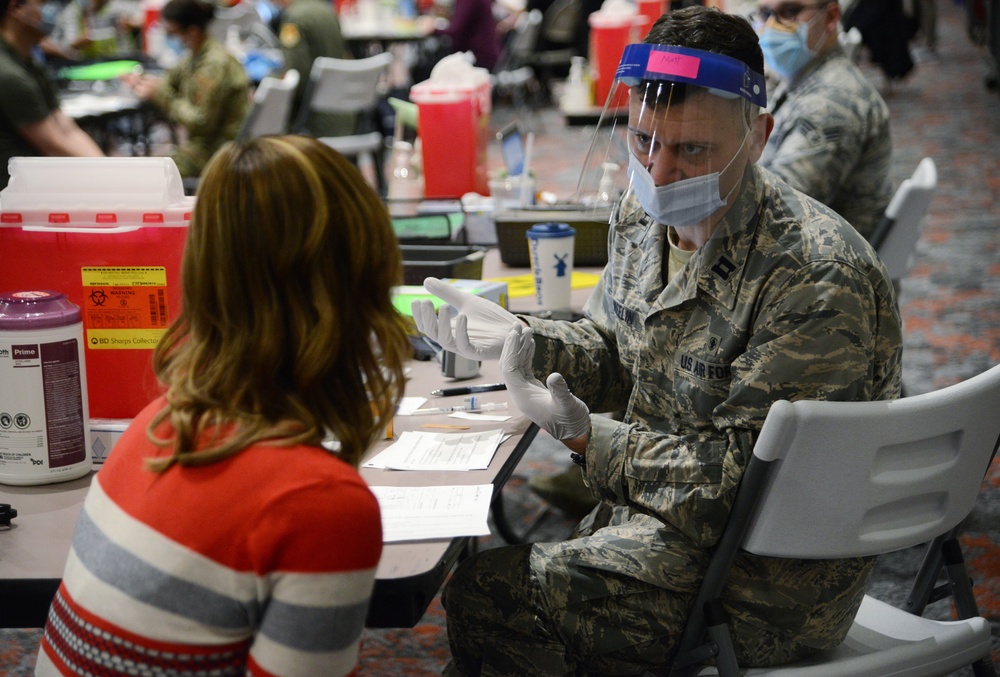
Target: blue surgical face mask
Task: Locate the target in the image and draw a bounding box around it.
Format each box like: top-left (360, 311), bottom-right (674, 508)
top-left (165, 34), bottom-right (186, 57)
top-left (759, 9), bottom-right (827, 80)
top-left (627, 130), bottom-right (749, 229)
top-left (35, 1), bottom-right (61, 36)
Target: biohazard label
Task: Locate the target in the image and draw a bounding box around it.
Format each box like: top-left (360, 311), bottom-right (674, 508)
top-left (81, 267), bottom-right (170, 350)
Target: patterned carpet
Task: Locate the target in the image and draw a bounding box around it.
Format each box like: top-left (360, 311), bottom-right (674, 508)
top-left (2, 1), bottom-right (998, 674)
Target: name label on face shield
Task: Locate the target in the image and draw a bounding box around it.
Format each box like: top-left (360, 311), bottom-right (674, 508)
top-left (648, 51), bottom-right (702, 80)
top-left (616, 44), bottom-right (767, 108)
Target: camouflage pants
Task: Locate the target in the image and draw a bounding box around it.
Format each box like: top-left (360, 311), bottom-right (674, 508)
top-left (442, 544), bottom-right (690, 676)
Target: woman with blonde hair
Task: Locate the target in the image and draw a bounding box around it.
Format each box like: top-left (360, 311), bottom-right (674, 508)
top-left (36, 136), bottom-right (411, 677)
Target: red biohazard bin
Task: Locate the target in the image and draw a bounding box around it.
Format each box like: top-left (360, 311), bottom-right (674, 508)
top-left (410, 76), bottom-right (492, 199)
top-left (588, 10), bottom-right (650, 107)
top-left (636, 0), bottom-right (666, 31)
top-left (0, 157), bottom-right (192, 420)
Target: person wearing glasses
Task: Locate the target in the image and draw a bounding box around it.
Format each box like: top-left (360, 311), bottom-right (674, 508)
top-left (413, 6), bottom-right (901, 674)
top-left (755, 0), bottom-right (893, 241)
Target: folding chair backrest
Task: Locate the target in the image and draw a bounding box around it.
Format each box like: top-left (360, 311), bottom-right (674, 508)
top-left (869, 157), bottom-right (937, 280)
top-left (742, 363), bottom-right (1000, 560)
top-left (303, 52), bottom-right (393, 117)
top-left (239, 69), bottom-right (299, 140)
top-left (209, 0), bottom-right (278, 48)
top-left (494, 9), bottom-right (543, 74)
top-left (542, 0), bottom-right (580, 45)
top-left (839, 26), bottom-right (863, 62)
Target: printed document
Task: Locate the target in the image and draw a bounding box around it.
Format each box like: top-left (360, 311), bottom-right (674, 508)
top-left (369, 484), bottom-right (493, 542)
top-left (363, 429), bottom-right (504, 471)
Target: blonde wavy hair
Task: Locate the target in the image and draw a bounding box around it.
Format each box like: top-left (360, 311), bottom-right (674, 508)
top-left (147, 136), bottom-right (410, 471)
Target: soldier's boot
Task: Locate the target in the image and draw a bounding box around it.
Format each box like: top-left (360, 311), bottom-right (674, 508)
top-left (528, 464), bottom-right (599, 518)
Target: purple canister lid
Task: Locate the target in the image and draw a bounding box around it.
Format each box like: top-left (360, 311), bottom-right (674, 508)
top-left (526, 222), bottom-right (576, 239)
top-left (0, 291), bottom-right (82, 330)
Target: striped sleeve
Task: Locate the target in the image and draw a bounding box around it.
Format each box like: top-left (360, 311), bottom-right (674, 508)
top-left (39, 452), bottom-right (383, 677)
top-left (246, 474), bottom-right (382, 676)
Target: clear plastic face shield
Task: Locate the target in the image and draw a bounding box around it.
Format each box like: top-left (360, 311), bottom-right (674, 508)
top-left (576, 44), bottom-right (768, 231)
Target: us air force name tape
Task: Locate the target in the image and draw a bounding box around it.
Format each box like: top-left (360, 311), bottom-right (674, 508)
top-left (616, 43), bottom-right (767, 108)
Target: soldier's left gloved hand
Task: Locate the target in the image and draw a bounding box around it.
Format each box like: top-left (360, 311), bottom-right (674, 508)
top-left (500, 324), bottom-right (590, 441)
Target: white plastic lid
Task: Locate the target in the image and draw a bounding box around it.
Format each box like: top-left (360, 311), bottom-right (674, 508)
top-left (0, 156), bottom-right (194, 227)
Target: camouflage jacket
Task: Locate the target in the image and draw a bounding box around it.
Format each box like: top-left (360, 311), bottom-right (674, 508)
top-left (152, 37), bottom-right (249, 177)
top-left (279, 0), bottom-right (355, 137)
top-left (759, 44), bottom-right (893, 241)
top-left (522, 164), bottom-right (903, 660)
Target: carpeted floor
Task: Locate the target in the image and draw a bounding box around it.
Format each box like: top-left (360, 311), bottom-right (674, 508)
top-left (2, 0), bottom-right (998, 674)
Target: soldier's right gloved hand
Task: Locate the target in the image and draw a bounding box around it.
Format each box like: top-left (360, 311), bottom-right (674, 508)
top-left (500, 323), bottom-right (591, 441)
top-left (411, 277), bottom-right (520, 361)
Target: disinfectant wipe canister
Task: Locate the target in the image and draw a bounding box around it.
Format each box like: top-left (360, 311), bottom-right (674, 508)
top-left (0, 291), bottom-right (91, 486)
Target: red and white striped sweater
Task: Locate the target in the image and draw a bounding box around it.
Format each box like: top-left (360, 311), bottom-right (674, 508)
top-left (37, 397), bottom-right (382, 677)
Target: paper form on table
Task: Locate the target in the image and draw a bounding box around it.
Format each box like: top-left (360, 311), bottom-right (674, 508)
top-left (369, 484), bottom-right (492, 542)
top-left (363, 429), bottom-right (504, 470)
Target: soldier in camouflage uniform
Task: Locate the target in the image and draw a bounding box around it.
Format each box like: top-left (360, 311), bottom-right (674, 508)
top-left (414, 7), bottom-right (902, 676)
top-left (757, 0), bottom-right (893, 241)
top-left (124, 0), bottom-right (249, 178)
top-left (276, 0), bottom-right (355, 137)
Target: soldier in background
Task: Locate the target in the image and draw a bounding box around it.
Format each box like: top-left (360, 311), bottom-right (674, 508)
top-left (756, 0), bottom-right (893, 241)
top-left (121, 0), bottom-right (249, 178)
top-left (412, 6), bottom-right (903, 674)
top-left (276, 0), bottom-right (355, 137)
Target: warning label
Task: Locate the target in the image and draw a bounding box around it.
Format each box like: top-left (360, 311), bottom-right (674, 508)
top-left (81, 267), bottom-right (170, 350)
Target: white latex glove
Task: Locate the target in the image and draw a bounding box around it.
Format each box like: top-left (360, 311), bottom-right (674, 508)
top-left (500, 323), bottom-right (591, 441)
top-left (411, 277), bottom-right (519, 361)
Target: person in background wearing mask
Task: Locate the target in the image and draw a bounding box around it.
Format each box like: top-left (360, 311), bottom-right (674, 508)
top-left (756, 0), bottom-right (893, 241)
top-left (120, 0), bottom-right (249, 178)
top-left (411, 7), bottom-right (902, 673)
top-left (45, 0), bottom-right (143, 61)
top-left (0, 0), bottom-right (104, 190)
top-left (275, 0), bottom-right (353, 137)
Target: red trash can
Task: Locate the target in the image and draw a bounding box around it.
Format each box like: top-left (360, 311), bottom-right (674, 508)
top-left (410, 72), bottom-right (492, 199)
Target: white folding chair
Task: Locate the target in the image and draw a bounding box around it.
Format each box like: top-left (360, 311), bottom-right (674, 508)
top-left (526, 0), bottom-right (580, 98)
top-left (491, 9), bottom-right (544, 111)
top-left (869, 157), bottom-right (938, 284)
top-left (295, 52), bottom-right (393, 192)
top-left (209, 0), bottom-right (278, 49)
top-left (237, 69), bottom-right (299, 140)
top-left (839, 26), bottom-right (864, 62)
top-left (671, 364), bottom-right (1000, 677)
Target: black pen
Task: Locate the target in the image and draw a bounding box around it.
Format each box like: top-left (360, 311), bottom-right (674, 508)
top-left (430, 383), bottom-right (508, 397)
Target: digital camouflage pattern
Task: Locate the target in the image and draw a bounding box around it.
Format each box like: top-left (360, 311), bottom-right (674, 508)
top-left (151, 37), bottom-right (249, 177)
top-left (445, 164), bottom-right (903, 674)
top-left (759, 43), bottom-right (893, 240)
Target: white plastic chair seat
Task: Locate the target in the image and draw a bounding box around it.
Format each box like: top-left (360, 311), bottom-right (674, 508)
top-left (318, 131), bottom-right (382, 155)
top-left (696, 596), bottom-right (992, 676)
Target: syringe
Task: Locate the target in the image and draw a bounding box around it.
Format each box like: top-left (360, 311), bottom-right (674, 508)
top-left (409, 401), bottom-right (509, 416)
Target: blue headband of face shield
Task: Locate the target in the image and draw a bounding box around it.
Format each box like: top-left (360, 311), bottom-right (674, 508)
top-left (616, 43), bottom-right (767, 108)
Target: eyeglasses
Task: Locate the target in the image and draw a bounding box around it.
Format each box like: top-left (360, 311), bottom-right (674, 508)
top-left (751, 2), bottom-right (831, 28)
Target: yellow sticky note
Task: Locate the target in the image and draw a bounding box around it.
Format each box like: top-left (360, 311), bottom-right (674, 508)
top-left (486, 272), bottom-right (602, 299)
